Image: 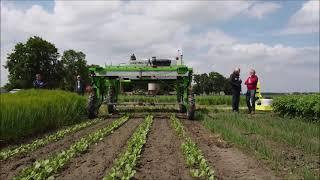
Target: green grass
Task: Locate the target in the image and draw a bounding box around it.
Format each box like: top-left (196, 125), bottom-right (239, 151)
top-left (118, 95), bottom-right (246, 106)
top-left (0, 89), bottom-right (87, 142)
top-left (198, 109), bottom-right (319, 179)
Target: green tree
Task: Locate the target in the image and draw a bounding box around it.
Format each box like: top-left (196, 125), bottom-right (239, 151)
top-left (193, 71), bottom-right (230, 95)
top-left (61, 50), bottom-right (89, 91)
top-left (4, 36), bottom-right (62, 90)
top-left (208, 72), bottom-right (226, 94)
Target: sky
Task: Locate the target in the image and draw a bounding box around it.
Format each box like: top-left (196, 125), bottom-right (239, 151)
top-left (1, 0), bottom-right (319, 92)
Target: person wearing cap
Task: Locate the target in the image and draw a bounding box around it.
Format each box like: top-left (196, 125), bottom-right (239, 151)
top-left (245, 69), bottom-right (258, 114)
top-left (230, 68), bottom-right (242, 112)
top-left (75, 75), bottom-right (85, 95)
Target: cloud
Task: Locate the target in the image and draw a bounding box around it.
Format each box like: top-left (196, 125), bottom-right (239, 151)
top-left (244, 2), bottom-right (281, 19)
top-left (1, 0), bottom-right (319, 92)
top-left (282, 0), bottom-right (320, 34)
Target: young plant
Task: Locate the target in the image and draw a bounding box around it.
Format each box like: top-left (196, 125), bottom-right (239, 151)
top-left (0, 118), bottom-right (101, 160)
top-left (170, 115), bottom-right (215, 180)
top-left (104, 115), bottom-right (153, 180)
top-left (14, 115), bottom-right (129, 180)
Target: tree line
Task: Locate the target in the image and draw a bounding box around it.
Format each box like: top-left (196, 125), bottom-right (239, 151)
top-left (193, 72), bottom-right (232, 95)
top-left (3, 36), bottom-right (232, 95)
top-left (4, 36), bottom-right (90, 91)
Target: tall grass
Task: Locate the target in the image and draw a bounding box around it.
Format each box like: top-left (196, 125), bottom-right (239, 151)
top-left (118, 95), bottom-right (246, 106)
top-left (0, 89), bottom-right (87, 142)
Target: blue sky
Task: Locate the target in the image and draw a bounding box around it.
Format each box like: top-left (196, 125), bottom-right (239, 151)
top-left (1, 0), bottom-right (319, 92)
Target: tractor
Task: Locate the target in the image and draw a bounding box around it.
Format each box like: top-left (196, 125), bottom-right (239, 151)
top-left (87, 55), bottom-right (196, 119)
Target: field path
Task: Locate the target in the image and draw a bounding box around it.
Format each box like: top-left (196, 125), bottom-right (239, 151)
top-left (134, 115), bottom-right (192, 180)
top-left (0, 117), bottom-right (117, 180)
top-left (181, 118), bottom-right (278, 180)
top-left (56, 117), bottom-right (143, 180)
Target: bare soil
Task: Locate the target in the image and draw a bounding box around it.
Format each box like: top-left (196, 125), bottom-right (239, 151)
top-left (0, 117), bottom-right (116, 180)
top-left (56, 117), bottom-right (143, 180)
top-left (181, 117), bottom-right (278, 180)
top-left (134, 115), bottom-right (192, 180)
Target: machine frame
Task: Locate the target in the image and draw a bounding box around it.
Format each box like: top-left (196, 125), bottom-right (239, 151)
top-left (87, 62), bottom-right (195, 119)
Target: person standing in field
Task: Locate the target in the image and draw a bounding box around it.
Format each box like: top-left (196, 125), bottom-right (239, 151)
top-left (33, 74), bottom-right (46, 89)
top-left (245, 69), bottom-right (258, 114)
top-left (230, 68), bottom-right (242, 112)
top-left (75, 75), bottom-right (85, 95)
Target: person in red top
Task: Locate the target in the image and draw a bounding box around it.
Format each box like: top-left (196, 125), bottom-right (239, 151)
top-left (245, 69), bottom-right (258, 114)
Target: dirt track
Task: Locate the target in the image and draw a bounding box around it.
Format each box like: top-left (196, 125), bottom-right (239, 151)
top-left (56, 118), bottom-right (143, 180)
top-left (134, 115), bottom-right (191, 180)
top-left (1, 113), bottom-right (278, 180)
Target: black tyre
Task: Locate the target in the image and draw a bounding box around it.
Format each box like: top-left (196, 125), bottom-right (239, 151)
top-left (107, 87), bottom-right (115, 113)
top-left (87, 91), bottom-right (97, 119)
top-left (187, 88), bottom-right (195, 120)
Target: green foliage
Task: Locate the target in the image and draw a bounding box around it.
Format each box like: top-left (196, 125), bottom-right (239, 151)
top-left (61, 50), bottom-right (89, 91)
top-left (272, 94), bottom-right (320, 121)
top-left (4, 36), bottom-right (62, 89)
top-left (0, 118), bottom-right (101, 160)
top-left (105, 115), bottom-right (153, 180)
top-left (193, 72), bottom-right (231, 95)
top-left (14, 116), bottom-right (129, 180)
top-left (118, 95), bottom-right (246, 106)
top-left (0, 89), bottom-right (87, 142)
top-left (170, 115), bottom-right (215, 179)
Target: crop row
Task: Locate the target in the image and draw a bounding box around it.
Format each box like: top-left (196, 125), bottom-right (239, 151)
top-left (104, 115), bottom-right (154, 180)
top-left (1, 89), bottom-right (87, 142)
top-left (118, 95), bottom-right (246, 106)
top-left (170, 115), bottom-right (215, 179)
top-left (0, 118), bottom-right (101, 160)
top-left (14, 115), bottom-right (129, 180)
top-left (272, 94), bottom-right (320, 120)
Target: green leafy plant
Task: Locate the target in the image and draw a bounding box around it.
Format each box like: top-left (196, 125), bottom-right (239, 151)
top-left (104, 115), bottom-right (153, 180)
top-left (0, 118), bottom-right (101, 160)
top-left (14, 115), bottom-right (129, 180)
top-left (170, 115), bottom-right (215, 180)
top-left (272, 94), bottom-right (320, 121)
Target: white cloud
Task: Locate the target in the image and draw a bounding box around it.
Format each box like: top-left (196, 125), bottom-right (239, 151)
top-left (1, 0), bottom-right (319, 92)
top-left (282, 0), bottom-right (320, 34)
top-left (244, 2), bottom-right (281, 19)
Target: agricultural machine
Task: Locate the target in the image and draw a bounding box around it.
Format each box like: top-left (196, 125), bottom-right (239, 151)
top-left (255, 81), bottom-right (273, 111)
top-left (87, 55), bottom-right (195, 119)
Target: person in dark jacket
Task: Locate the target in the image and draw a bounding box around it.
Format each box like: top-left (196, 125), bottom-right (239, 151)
top-left (33, 74), bottom-right (46, 89)
top-left (75, 75), bottom-right (85, 95)
top-left (245, 69), bottom-right (258, 114)
top-left (230, 68), bottom-right (242, 112)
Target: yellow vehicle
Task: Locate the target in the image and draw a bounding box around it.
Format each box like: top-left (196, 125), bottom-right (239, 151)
top-left (255, 81), bottom-right (273, 111)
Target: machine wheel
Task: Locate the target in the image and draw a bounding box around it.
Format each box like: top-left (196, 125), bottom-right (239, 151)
top-left (107, 87), bottom-right (115, 113)
top-left (87, 91), bottom-right (98, 119)
top-left (179, 104), bottom-right (187, 113)
top-left (187, 88), bottom-right (195, 120)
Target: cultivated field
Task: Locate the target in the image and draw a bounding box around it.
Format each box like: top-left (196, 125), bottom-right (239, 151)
top-left (0, 90), bottom-right (319, 180)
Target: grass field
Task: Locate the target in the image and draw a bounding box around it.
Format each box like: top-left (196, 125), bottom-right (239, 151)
top-left (0, 89), bottom-right (86, 143)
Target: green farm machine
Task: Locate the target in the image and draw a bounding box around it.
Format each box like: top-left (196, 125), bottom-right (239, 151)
top-left (87, 55), bottom-right (195, 119)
